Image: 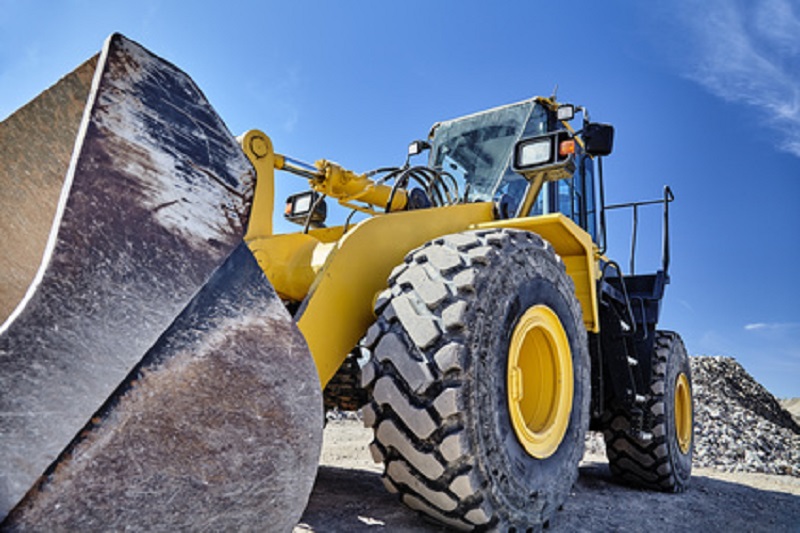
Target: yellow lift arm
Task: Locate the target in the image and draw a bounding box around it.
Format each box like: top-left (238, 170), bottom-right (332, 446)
top-left (239, 130), bottom-right (600, 388)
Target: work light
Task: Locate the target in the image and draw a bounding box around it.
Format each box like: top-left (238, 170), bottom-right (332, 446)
top-left (518, 138), bottom-right (552, 168)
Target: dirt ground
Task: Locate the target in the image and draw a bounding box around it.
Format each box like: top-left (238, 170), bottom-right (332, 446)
top-left (296, 419), bottom-right (800, 532)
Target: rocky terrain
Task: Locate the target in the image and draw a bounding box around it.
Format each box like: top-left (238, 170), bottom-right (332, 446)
top-left (298, 355), bottom-right (800, 531)
top-left (690, 356), bottom-right (799, 476)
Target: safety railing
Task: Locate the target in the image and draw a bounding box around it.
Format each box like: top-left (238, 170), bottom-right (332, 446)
top-left (603, 186), bottom-right (674, 276)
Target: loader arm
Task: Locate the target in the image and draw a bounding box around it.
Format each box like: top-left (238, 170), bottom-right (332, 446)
top-left (240, 130), bottom-right (600, 387)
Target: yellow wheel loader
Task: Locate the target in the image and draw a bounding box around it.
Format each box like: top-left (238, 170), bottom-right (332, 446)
top-left (1, 34), bottom-right (693, 530)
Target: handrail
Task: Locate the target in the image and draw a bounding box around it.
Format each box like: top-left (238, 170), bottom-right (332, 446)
top-left (604, 186), bottom-right (674, 276)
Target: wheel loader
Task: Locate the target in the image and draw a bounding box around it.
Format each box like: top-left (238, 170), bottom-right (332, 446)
top-left (0, 34), bottom-right (693, 531)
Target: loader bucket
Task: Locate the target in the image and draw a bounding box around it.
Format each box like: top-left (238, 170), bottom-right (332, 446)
top-left (0, 34), bottom-right (322, 530)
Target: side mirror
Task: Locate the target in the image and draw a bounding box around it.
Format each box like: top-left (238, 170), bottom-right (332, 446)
top-left (583, 123), bottom-right (614, 156)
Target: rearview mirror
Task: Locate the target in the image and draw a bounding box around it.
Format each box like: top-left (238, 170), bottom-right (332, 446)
top-left (583, 123), bottom-right (614, 156)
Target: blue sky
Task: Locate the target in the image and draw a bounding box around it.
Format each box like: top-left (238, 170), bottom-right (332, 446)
top-left (2, 1), bottom-right (799, 397)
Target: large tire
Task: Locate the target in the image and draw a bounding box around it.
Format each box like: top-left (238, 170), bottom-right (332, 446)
top-left (603, 331), bottom-right (693, 491)
top-left (361, 229), bottom-right (590, 530)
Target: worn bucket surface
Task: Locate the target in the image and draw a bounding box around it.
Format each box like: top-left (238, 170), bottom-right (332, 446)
top-left (0, 55), bottom-right (98, 322)
top-left (0, 33), bottom-right (322, 528)
top-left (3, 244), bottom-right (322, 531)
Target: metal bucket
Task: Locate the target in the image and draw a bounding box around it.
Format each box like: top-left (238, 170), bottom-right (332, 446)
top-left (0, 34), bottom-right (321, 530)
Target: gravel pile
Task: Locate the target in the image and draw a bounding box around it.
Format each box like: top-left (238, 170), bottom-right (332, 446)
top-left (582, 355), bottom-right (800, 477)
top-left (690, 355), bottom-right (800, 476)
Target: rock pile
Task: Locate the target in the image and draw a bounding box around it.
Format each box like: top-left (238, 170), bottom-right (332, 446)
top-left (582, 356), bottom-right (800, 477)
top-left (690, 355), bottom-right (799, 476)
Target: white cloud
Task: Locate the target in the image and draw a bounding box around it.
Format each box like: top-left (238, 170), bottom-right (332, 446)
top-left (674, 0), bottom-right (800, 157)
top-left (755, 0), bottom-right (800, 56)
top-left (744, 322), bottom-right (800, 331)
top-left (743, 322), bottom-right (800, 356)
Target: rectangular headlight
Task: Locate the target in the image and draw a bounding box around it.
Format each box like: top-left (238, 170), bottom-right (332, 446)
top-left (293, 194), bottom-right (313, 215)
top-left (284, 190), bottom-right (328, 228)
top-left (517, 138), bottom-right (552, 168)
top-left (557, 104), bottom-right (575, 121)
top-left (512, 131), bottom-right (577, 178)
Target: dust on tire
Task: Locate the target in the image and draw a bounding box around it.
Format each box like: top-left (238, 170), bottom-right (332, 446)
top-left (361, 228), bottom-right (590, 530)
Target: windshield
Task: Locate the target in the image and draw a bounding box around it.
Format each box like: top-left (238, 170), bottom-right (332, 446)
top-left (429, 99), bottom-right (544, 202)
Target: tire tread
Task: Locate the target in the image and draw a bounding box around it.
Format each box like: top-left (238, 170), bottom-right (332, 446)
top-left (363, 229), bottom-right (589, 529)
top-left (602, 331), bottom-right (693, 492)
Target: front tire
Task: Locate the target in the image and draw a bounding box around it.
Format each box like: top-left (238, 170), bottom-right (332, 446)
top-left (361, 229), bottom-right (590, 530)
top-left (603, 331), bottom-right (693, 491)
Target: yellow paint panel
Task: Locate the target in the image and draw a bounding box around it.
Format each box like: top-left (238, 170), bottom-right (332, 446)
top-left (246, 229), bottom-right (346, 302)
top-left (250, 200), bottom-right (598, 390)
top-left (240, 130), bottom-right (276, 240)
top-left (298, 203), bottom-right (495, 387)
top-left (247, 234), bottom-right (320, 301)
top-left (472, 214), bottom-right (599, 332)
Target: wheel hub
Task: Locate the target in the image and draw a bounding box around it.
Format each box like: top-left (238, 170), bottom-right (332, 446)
top-left (507, 305), bottom-right (574, 459)
top-left (674, 372), bottom-right (692, 454)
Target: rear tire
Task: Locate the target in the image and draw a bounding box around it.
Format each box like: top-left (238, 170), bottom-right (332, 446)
top-left (361, 229), bottom-right (590, 530)
top-left (323, 351), bottom-right (368, 412)
top-left (603, 331), bottom-right (693, 491)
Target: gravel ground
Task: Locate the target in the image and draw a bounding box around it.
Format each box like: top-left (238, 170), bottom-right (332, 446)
top-left (297, 356), bottom-right (800, 531)
top-left (297, 419), bottom-right (800, 532)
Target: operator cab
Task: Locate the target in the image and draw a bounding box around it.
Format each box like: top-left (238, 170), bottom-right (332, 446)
top-left (427, 98), bottom-right (604, 242)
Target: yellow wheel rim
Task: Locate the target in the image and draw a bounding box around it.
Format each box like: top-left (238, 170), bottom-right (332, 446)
top-left (507, 305), bottom-right (573, 459)
top-left (674, 372), bottom-right (692, 454)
